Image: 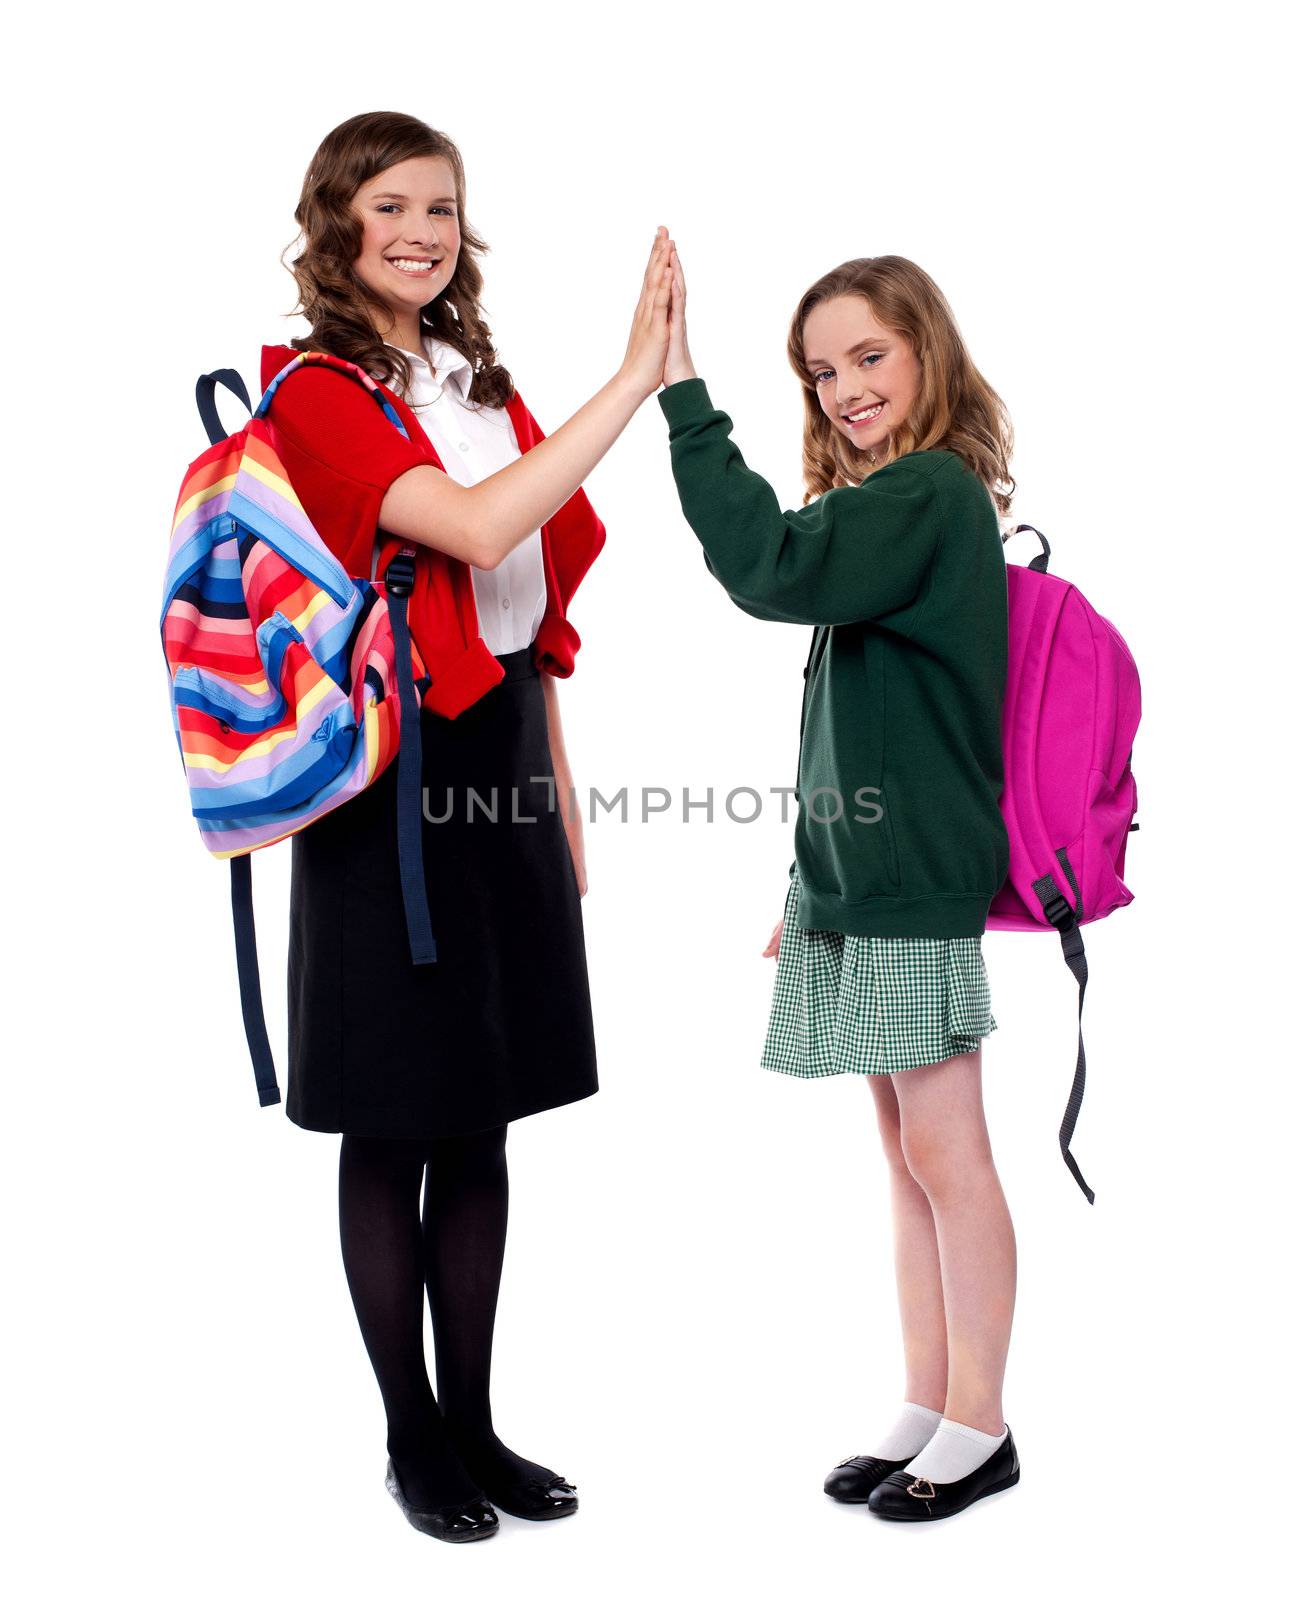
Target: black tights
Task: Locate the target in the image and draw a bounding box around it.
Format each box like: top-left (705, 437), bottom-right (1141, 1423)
top-left (338, 1125), bottom-right (552, 1509)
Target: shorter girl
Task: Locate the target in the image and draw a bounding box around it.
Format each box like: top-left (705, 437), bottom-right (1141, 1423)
top-left (658, 253), bottom-right (1020, 1523)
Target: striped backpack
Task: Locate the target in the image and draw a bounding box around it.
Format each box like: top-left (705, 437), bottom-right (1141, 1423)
top-left (989, 524), bottom-right (1141, 1204)
top-left (160, 352), bottom-right (438, 1108)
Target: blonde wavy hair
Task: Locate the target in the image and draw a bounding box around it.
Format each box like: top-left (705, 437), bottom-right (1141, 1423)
top-left (786, 256), bottom-right (1014, 514)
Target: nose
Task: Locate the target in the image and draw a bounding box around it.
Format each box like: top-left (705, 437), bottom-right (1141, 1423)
top-left (837, 375), bottom-right (865, 412)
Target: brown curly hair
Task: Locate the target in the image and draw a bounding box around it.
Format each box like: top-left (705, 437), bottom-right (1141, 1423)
top-left (280, 110), bottom-right (514, 407)
top-left (786, 256), bottom-right (1014, 514)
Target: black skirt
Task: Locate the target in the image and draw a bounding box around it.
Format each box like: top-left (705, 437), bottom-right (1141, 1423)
top-left (286, 645), bottom-right (598, 1137)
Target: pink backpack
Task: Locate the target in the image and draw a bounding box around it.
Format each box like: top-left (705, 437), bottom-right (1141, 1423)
top-left (990, 525), bottom-right (1141, 1204)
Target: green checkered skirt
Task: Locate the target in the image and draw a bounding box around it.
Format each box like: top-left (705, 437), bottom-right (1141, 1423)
top-left (761, 863), bottom-right (997, 1077)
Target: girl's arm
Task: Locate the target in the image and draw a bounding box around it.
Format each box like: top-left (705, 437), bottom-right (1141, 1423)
top-left (659, 384), bottom-right (940, 626)
top-left (541, 673), bottom-right (586, 897)
top-left (664, 252), bottom-right (790, 621)
top-left (378, 230), bottom-right (676, 571)
top-left (659, 258), bottom-right (940, 628)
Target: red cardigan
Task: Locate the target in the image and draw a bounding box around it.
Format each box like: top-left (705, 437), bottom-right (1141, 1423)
top-left (258, 344), bottom-right (606, 718)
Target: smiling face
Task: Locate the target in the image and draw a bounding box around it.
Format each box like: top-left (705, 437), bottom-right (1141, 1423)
top-left (801, 294), bottom-right (922, 457)
top-left (350, 155), bottom-right (462, 344)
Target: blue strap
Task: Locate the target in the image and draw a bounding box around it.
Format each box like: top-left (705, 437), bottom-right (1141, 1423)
top-left (198, 371), bottom-right (280, 1107)
top-left (195, 369), bottom-right (252, 446)
top-left (385, 552), bottom-right (438, 965)
top-left (229, 853), bottom-right (281, 1107)
top-left (225, 590), bottom-right (436, 1110)
top-left (193, 372), bottom-right (433, 1111)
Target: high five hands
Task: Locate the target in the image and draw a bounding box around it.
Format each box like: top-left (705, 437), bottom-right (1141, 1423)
top-left (621, 227), bottom-right (777, 961)
top-left (620, 227), bottom-right (697, 400)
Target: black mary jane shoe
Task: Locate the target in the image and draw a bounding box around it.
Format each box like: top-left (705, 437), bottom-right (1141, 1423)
top-left (867, 1427), bottom-right (1020, 1522)
top-left (384, 1459), bottom-right (499, 1543)
top-left (481, 1471), bottom-right (579, 1521)
top-left (824, 1453), bottom-right (915, 1503)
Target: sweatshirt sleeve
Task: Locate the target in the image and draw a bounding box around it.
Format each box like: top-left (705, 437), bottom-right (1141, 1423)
top-left (658, 377), bottom-right (940, 627)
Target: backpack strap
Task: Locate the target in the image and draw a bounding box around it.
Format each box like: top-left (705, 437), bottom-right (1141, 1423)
top-left (1002, 521), bottom-right (1052, 573)
top-left (261, 358), bottom-right (438, 967)
top-left (195, 368), bottom-right (252, 443)
top-left (229, 854), bottom-right (281, 1107)
top-left (1001, 526), bottom-right (1100, 1201)
top-left (192, 361), bottom-right (436, 1108)
top-left (221, 563), bottom-right (438, 1111)
top-left (1032, 847), bottom-right (1094, 1204)
top-left (192, 368), bottom-right (283, 1106)
top-left (383, 548), bottom-right (438, 965)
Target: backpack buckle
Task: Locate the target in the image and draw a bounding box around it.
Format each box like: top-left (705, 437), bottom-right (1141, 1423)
top-left (385, 551), bottom-right (416, 597)
top-left (1040, 891), bottom-right (1077, 932)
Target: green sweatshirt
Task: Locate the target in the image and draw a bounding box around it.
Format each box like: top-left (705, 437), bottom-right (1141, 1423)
top-left (658, 377), bottom-right (1010, 938)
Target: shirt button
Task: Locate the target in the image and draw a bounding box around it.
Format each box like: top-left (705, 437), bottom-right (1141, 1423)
top-left (458, 440), bottom-right (470, 452)
top-left (502, 597), bottom-right (511, 609)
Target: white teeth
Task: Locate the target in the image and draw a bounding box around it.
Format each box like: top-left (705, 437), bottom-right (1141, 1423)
top-left (846, 403), bottom-right (884, 423)
top-left (389, 258), bottom-right (437, 273)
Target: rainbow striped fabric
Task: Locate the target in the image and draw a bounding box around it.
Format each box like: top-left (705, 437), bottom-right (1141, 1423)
top-left (161, 352), bottom-right (434, 1107)
top-left (161, 353), bottom-right (427, 856)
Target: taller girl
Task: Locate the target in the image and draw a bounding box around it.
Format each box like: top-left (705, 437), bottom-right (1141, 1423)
top-left (658, 255), bottom-right (1019, 1522)
top-left (263, 112), bottom-right (676, 1543)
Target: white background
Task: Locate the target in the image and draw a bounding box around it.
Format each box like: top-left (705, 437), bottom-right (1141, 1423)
top-left (6, 1), bottom-right (1291, 1595)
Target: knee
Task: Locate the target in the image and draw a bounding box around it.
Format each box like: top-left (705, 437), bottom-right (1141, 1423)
top-left (876, 1118), bottom-right (911, 1178)
top-left (428, 1122), bottom-right (508, 1191)
top-left (899, 1128), bottom-right (997, 1204)
top-left (869, 1091), bottom-right (909, 1176)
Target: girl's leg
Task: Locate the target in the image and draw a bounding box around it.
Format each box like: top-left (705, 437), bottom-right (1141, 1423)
top-left (337, 1133), bottom-right (482, 1509)
top-left (421, 1123), bottom-right (559, 1493)
top-left (866, 1073), bottom-right (948, 1415)
top-left (889, 1047), bottom-right (1016, 1435)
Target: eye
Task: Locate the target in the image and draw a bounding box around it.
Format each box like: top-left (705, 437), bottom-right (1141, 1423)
top-left (376, 204), bottom-right (456, 216)
top-left (812, 369), bottom-right (833, 384)
top-left (861, 352), bottom-right (884, 367)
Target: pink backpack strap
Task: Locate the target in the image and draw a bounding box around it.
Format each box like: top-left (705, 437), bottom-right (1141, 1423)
top-left (1030, 849), bottom-right (1094, 1203)
top-left (1000, 526), bottom-right (1097, 1203)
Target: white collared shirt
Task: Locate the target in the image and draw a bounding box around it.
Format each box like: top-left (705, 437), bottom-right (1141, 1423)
top-left (382, 335), bottom-right (547, 657)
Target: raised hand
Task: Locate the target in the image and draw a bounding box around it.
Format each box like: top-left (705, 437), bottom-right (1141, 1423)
top-left (619, 226), bottom-right (676, 400)
top-left (665, 246), bottom-right (697, 388)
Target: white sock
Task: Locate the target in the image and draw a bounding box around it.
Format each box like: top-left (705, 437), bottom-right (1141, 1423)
top-left (903, 1417), bottom-right (1008, 1484)
top-left (873, 1401), bottom-right (944, 1460)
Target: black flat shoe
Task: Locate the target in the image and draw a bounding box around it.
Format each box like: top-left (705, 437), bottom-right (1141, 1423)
top-left (824, 1453), bottom-right (915, 1503)
top-left (384, 1459), bottom-right (499, 1542)
top-left (482, 1472), bottom-right (578, 1521)
top-left (867, 1427), bottom-right (1020, 1521)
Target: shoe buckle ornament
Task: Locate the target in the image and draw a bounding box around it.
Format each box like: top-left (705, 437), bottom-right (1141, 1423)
top-left (906, 1476), bottom-right (936, 1500)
